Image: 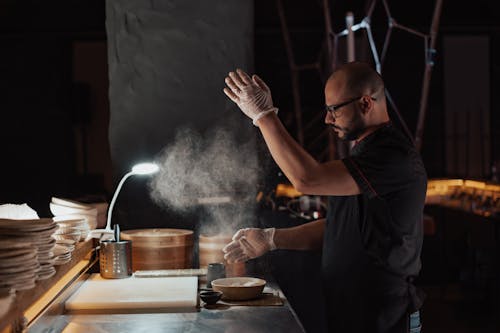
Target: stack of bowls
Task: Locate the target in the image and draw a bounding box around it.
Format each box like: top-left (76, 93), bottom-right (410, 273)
top-left (52, 240), bottom-right (76, 265)
top-left (50, 197), bottom-right (99, 240)
top-left (52, 220), bottom-right (85, 242)
top-left (52, 243), bottom-right (74, 266)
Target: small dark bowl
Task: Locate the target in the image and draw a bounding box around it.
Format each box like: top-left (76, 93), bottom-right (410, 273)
top-left (199, 290), bottom-right (223, 305)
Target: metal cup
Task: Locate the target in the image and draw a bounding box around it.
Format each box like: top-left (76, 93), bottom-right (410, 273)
top-left (99, 240), bottom-right (132, 279)
top-left (206, 262), bottom-right (226, 288)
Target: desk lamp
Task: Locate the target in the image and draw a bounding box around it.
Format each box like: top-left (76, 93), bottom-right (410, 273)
top-left (87, 162), bottom-right (159, 240)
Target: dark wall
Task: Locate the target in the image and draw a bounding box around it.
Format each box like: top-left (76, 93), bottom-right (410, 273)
top-left (0, 38), bottom-right (74, 215)
top-left (0, 0), bottom-right (108, 216)
top-left (106, 0), bottom-right (255, 228)
top-left (1, 0), bottom-right (500, 215)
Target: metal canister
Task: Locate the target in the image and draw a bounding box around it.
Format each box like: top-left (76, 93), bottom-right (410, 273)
top-left (99, 240), bottom-right (132, 279)
top-left (199, 234), bottom-right (246, 277)
top-left (206, 262), bottom-right (226, 288)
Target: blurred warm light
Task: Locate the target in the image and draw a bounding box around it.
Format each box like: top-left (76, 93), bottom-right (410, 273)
top-left (464, 180), bottom-right (486, 189)
top-left (485, 184), bottom-right (500, 192)
top-left (276, 183), bottom-right (302, 198)
top-left (426, 178), bottom-right (500, 200)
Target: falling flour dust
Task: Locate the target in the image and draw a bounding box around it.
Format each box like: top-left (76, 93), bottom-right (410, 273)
top-left (149, 126), bottom-right (260, 235)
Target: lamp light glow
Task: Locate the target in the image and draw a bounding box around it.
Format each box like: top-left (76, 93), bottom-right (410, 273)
top-left (132, 162), bottom-right (159, 175)
top-left (86, 162), bottom-right (159, 240)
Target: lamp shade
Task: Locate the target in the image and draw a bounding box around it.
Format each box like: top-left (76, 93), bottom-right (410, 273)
top-left (131, 163), bottom-right (159, 175)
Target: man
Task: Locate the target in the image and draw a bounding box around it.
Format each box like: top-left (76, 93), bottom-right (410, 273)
top-left (222, 62), bottom-right (427, 333)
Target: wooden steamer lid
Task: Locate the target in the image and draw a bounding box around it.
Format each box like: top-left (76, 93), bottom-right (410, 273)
top-left (121, 229), bottom-right (194, 271)
top-left (198, 233), bottom-right (245, 277)
top-left (121, 229), bottom-right (193, 245)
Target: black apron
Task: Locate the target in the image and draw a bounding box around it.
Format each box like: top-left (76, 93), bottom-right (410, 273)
top-left (322, 195), bottom-right (425, 333)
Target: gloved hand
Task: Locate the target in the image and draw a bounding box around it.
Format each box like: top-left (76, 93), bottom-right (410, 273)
top-left (223, 69), bottom-right (278, 126)
top-left (222, 227), bottom-right (276, 263)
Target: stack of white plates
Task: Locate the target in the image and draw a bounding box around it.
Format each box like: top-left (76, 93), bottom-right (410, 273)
top-left (50, 197), bottom-right (99, 233)
top-left (0, 238), bottom-right (39, 291)
top-left (53, 243), bottom-right (74, 266)
top-left (0, 218), bottom-right (57, 282)
top-left (1, 219), bottom-right (58, 281)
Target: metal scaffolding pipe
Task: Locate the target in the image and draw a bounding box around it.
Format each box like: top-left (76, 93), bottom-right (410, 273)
top-left (392, 21), bottom-right (428, 39)
top-left (276, 0), bottom-right (304, 145)
top-left (346, 12), bottom-right (356, 62)
top-left (415, 0), bottom-right (444, 151)
top-left (323, 0), bottom-right (335, 76)
top-left (362, 18), bottom-right (382, 74)
top-left (322, 0), bottom-right (336, 160)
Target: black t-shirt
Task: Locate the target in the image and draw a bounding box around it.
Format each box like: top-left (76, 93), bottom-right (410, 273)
top-left (322, 123), bottom-right (427, 333)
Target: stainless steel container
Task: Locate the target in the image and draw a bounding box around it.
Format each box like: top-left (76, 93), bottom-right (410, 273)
top-left (99, 240), bottom-right (132, 279)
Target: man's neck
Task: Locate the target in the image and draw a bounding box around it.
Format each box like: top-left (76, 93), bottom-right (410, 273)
top-left (356, 120), bottom-right (391, 143)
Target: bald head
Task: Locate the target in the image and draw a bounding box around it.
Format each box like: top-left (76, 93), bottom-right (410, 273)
top-left (324, 62), bottom-right (389, 140)
top-left (327, 61), bottom-right (384, 98)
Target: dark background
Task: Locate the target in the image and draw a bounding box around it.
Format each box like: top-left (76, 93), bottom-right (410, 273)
top-left (0, 0), bottom-right (499, 213)
top-left (0, 2), bottom-right (499, 332)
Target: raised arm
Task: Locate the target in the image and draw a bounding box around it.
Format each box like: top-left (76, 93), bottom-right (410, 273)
top-left (223, 69), bottom-right (360, 196)
top-left (256, 113), bottom-right (359, 195)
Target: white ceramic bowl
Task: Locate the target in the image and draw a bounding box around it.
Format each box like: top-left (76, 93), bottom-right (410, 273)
top-left (51, 197), bottom-right (92, 210)
top-left (53, 214), bottom-right (97, 230)
top-left (56, 219), bottom-right (87, 228)
top-left (50, 203), bottom-right (97, 217)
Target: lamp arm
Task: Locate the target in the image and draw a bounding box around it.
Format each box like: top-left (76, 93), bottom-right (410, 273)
top-left (105, 171), bottom-right (135, 231)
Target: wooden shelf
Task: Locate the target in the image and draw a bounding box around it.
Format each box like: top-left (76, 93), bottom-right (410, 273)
top-left (0, 240), bottom-right (95, 333)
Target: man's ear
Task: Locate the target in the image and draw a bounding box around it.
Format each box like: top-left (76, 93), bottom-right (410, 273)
top-left (360, 95), bottom-right (373, 114)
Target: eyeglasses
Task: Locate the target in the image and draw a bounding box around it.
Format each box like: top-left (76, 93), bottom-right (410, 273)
top-left (325, 96), bottom-right (376, 118)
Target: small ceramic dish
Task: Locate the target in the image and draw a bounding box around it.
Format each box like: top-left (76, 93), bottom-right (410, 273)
top-left (199, 290), bottom-right (223, 305)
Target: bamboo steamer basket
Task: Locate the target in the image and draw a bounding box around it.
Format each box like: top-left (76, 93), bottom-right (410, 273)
top-left (198, 234), bottom-right (245, 277)
top-left (120, 229), bottom-right (193, 271)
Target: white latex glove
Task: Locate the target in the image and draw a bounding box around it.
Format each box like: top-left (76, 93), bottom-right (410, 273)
top-left (222, 228), bottom-right (276, 263)
top-left (223, 69), bottom-right (278, 126)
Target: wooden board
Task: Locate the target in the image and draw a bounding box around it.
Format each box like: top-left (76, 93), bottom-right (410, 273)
top-left (65, 274), bottom-right (197, 311)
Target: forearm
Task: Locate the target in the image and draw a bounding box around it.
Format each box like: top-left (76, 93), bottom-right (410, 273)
top-left (257, 113), bottom-right (319, 191)
top-left (274, 218), bottom-right (325, 251)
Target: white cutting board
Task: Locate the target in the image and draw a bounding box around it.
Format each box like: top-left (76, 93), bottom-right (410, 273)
top-left (65, 274), bottom-right (198, 311)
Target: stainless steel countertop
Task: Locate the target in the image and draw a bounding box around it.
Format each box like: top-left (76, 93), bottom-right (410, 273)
top-left (28, 276), bottom-right (306, 333)
top-left (34, 306), bottom-right (304, 333)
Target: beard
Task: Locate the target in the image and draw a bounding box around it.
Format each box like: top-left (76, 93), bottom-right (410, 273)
top-left (331, 110), bottom-right (365, 141)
